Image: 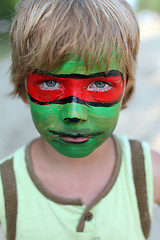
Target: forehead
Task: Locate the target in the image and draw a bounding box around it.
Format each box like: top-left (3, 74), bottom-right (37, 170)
top-left (49, 57), bottom-right (122, 75)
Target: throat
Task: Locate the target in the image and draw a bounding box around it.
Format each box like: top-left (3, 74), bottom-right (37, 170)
top-left (30, 137), bottom-right (117, 206)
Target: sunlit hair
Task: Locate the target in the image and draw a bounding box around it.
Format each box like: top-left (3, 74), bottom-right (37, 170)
top-left (10, 0), bottom-right (140, 107)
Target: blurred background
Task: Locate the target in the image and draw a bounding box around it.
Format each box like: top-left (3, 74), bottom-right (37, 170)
top-left (0, 0), bottom-right (160, 239)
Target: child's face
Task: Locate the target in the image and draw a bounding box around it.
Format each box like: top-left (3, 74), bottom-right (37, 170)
top-left (26, 59), bottom-right (125, 158)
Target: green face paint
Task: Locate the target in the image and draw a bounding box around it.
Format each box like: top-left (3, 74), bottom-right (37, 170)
top-left (49, 56), bottom-right (122, 75)
top-left (29, 100), bottom-right (122, 157)
top-left (27, 58), bottom-right (124, 158)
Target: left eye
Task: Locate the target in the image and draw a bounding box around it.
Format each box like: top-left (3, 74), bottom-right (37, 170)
top-left (87, 81), bottom-right (112, 92)
top-left (39, 80), bottom-right (61, 90)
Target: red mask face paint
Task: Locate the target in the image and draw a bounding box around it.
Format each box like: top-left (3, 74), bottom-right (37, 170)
top-left (27, 70), bottom-right (124, 107)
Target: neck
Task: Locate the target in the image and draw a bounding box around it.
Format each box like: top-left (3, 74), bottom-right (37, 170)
top-left (30, 136), bottom-right (117, 206)
top-left (31, 136), bottom-right (115, 174)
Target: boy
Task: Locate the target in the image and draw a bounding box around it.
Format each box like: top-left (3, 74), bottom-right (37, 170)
top-left (0, 0), bottom-right (160, 239)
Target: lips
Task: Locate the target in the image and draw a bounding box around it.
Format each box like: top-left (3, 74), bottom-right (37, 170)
top-left (49, 130), bottom-right (103, 144)
top-left (61, 136), bottom-right (90, 144)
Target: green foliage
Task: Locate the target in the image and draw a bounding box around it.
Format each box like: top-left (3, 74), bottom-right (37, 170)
top-left (0, 39), bottom-right (10, 58)
top-left (0, 0), bottom-right (19, 19)
top-left (137, 0), bottom-right (160, 12)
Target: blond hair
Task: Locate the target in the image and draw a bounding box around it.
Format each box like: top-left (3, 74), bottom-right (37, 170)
top-left (10, 0), bottom-right (140, 107)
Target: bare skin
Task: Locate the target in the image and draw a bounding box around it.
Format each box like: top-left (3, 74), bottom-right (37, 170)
top-left (30, 136), bottom-right (160, 207)
top-left (30, 136), bottom-right (116, 206)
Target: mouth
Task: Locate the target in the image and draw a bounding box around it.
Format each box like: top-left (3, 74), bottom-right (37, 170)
top-left (60, 136), bottom-right (90, 144)
top-left (49, 130), bottom-right (104, 144)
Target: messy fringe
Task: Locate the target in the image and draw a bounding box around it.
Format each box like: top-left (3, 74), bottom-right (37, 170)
top-left (10, 0), bottom-right (140, 108)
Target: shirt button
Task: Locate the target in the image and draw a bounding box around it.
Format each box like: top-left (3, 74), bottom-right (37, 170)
top-left (85, 212), bottom-right (93, 221)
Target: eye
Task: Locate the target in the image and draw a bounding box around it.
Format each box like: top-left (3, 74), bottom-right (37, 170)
top-left (39, 80), bottom-right (61, 90)
top-left (87, 81), bottom-right (112, 92)
top-left (45, 80), bottom-right (57, 87)
top-left (94, 81), bottom-right (107, 88)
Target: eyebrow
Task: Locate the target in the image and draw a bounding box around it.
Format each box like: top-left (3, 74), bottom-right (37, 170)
top-left (33, 70), bottom-right (122, 79)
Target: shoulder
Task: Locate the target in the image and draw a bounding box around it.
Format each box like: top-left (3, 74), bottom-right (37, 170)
top-left (0, 145), bottom-right (26, 166)
top-left (0, 144), bottom-right (28, 181)
top-left (151, 149), bottom-right (160, 205)
top-left (115, 135), bottom-right (160, 205)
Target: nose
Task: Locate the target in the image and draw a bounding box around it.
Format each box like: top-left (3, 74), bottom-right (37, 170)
top-left (61, 102), bottom-right (88, 123)
top-left (64, 117), bottom-right (82, 123)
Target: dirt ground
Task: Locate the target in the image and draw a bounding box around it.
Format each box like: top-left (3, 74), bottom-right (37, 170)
top-left (0, 18), bottom-right (160, 240)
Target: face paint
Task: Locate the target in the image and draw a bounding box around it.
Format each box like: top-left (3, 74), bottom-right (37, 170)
top-left (48, 56), bottom-right (122, 75)
top-left (27, 70), bottom-right (124, 107)
top-left (27, 59), bottom-right (125, 158)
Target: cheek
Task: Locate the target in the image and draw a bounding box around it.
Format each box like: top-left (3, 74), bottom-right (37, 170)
top-left (90, 101), bottom-right (121, 126)
top-left (29, 102), bottom-right (60, 133)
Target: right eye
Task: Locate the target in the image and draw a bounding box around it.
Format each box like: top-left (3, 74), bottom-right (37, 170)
top-left (39, 80), bottom-right (61, 90)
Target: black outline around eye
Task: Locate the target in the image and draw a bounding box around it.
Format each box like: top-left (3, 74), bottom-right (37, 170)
top-left (34, 70), bottom-right (123, 78)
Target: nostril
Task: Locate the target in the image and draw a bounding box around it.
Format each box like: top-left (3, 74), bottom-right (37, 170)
top-left (64, 118), bottom-right (81, 123)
